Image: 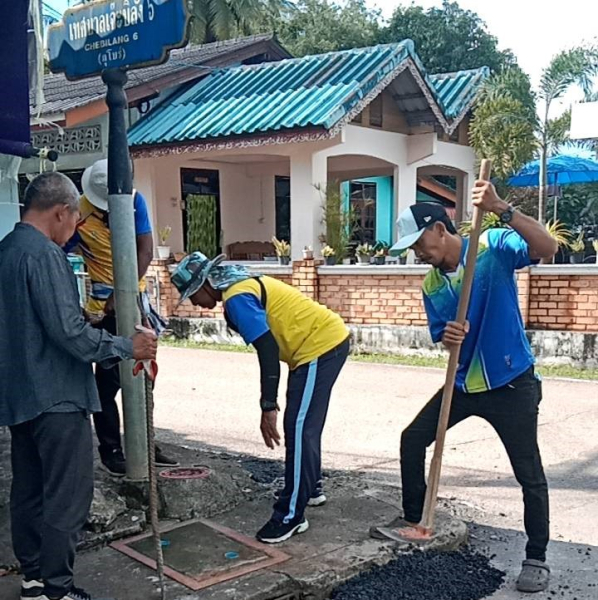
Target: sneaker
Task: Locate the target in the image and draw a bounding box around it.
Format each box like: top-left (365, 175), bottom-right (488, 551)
top-left (256, 517), bottom-right (309, 544)
top-left (155, 447), bottom-right (179, 467)
top-left (21, 578), bottom-right (44, 599)
top-left (100, 449), bottom-right (126, 477)
top-left (307, 492), bottom-right (327, 507)
top-left (41, 585), bottom-right (115, 600)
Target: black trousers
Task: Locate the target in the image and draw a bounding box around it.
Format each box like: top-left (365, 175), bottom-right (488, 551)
top-left (10, 412), bottom-right (93, 597)
top-left (93, 315), bottom-right (123, 459)
top-left (401, 367), bottom-right (550, 561)
top-left (273, 338), bottom-right (350, 524)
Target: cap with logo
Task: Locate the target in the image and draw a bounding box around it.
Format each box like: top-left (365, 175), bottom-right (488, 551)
top-left (390, 203), bottom-right (453, 255)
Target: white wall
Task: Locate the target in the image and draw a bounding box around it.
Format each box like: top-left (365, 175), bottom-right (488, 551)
top-left (134, 155), bottom-right (283, 254)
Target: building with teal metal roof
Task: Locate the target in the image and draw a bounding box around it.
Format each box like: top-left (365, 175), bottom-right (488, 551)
top-left (129, 41), bottom-right (488, 150)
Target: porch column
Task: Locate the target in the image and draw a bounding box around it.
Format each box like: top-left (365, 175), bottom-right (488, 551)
top-left (290, 150), bottom-right (327, 260)
top-left (397, 164), bottom-right (417, 216)
top-left (457, 169), bottom-right (475, 221)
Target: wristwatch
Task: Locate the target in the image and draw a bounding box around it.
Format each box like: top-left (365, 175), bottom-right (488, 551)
top-left (499, 205), bottom-right (515, 224)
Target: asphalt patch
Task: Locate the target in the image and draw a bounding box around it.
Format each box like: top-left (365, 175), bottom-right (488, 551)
top-left (330, 548), bottom-right (505, 600)
top-left (239, 457), bottom-right (285, 484)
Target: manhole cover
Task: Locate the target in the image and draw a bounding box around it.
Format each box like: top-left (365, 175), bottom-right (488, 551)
top-left (111, 519), bottom-right (290, 591)
top-left (159, 467), bottom-right (211, 480)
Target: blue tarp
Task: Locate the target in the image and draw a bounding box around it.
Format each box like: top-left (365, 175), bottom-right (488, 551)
top-left (0, 0), bottom-right (32, 158)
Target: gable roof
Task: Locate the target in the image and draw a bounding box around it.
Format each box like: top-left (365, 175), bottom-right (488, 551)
top-left (32, 34), bottom-right (290, 118)
top-left (128, 40), bottom-right (489, 152)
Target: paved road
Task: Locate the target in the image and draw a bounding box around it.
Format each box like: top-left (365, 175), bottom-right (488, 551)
top-left (153, 347), bottom-right (598, 548)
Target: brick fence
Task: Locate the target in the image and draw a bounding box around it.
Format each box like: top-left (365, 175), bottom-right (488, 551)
top-left (147, 260), bottom-right (598, 333)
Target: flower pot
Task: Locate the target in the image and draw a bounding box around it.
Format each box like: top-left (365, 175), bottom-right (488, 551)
top-left (302, 250), bottom-right (314, 260)
top-left (324, 256), bottom-right (336, 266)
top-left (358, 255), bottom-right (371, 265)
top-left (374, 256), bottom-right (385, 265)
top-left (342, 258), bottom-right (352, 265)
top-left (399, 256), bottom-right (407, 265)
top-left (278, 256), bottom-right (291, 266)
top-left (569, 253), bottom-right (584, 264)
top-left (157, 246), bottom-right (171, 260)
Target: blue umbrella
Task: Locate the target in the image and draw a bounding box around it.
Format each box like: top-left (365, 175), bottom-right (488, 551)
top-left (508, 155), bottom-right (598, 187)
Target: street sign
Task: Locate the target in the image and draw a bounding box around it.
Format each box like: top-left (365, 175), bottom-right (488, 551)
top-left (48, 0), bottom-right (190, 80)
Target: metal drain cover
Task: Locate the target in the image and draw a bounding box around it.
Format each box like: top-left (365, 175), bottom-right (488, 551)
top-left (111, 518), bottom-right (290, 591)
top-left (159, 466), bottom-right (211, 480)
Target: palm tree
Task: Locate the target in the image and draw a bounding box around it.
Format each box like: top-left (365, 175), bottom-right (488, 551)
top-left (470, 47), bottom-right (598, 222)
top-left (469, 68), bottom-right (537, 186)
top-left (188, 0), bottom-right (291, 43)
top-left (536, 47), bottom-right (598, 223)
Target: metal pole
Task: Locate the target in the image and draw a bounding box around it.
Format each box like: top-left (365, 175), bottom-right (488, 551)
top-left (102, 68), bottom-right (148, 481)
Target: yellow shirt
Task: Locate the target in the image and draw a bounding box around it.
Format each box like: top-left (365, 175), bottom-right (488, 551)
top-left (71, 195), bottom-right (149, 316)
top-left (223, 276), bottom-right (349, 370)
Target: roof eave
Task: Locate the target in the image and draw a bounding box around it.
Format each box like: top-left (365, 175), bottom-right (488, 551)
top-left (129, 126), bottom-right (333, 158)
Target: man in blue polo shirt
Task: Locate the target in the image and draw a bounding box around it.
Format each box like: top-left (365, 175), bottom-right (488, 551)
top-left (373, 180), bottom-right (558, 593)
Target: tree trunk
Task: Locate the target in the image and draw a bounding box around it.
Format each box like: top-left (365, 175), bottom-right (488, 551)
top-left (538, 144), bottom-right (547, 225)
top-left (538, 104), bottom-right (550, 225)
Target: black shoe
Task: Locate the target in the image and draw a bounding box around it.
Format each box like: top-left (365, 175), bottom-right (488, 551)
top-left (41, 585), bottom-right (115, 600)
top-left (100, 449), bottom-right (126, 477)
top-left (155, 447), bottom-right (179, 467)
top-left (256, 517), bottom-right (309, 544)
top-left (21, 578), bottom-right (44, 599)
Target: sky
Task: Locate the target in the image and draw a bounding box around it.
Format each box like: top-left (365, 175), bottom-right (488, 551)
top-left (48, 0), bottom-right (597, 111)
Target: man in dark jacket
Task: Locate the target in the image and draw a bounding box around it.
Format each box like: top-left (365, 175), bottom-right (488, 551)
top-left (0, 172), bottom-right (157, 600)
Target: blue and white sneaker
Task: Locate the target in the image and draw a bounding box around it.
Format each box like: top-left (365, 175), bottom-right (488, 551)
top-left (256, 517), bottom-right (309, 544)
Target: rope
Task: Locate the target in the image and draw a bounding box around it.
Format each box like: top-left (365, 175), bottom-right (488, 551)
top-left (145, 372), bottom-right (166, 600)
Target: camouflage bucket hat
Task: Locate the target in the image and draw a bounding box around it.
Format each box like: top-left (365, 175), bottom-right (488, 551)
top-left (171, 252), bottom-right (226, 307)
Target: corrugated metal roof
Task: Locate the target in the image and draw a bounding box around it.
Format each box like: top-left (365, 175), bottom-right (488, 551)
top-left (31, 34), bottom-right (287, 117)
top-left (429, 67), bottom-right (490, 119)
top-left (128, 41), bottom-right (489, 148)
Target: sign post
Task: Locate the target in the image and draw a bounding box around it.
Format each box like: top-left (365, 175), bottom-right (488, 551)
top-left (49, 0), bottom-right (190, 481)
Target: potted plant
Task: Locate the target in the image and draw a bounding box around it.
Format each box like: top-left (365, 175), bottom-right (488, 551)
top-left (302, 245), bottom-right (314, 260)
top-left (593, 239), bottom-right (598, 264)
top-left (355, 243), bottom-right (373, 265)
top-left (157, 226), bottom-right (172, 260)
top-left (322, 245), bottom-right (336, 266)
top-left (569, 232), bottom-right (585, 264)
top-left (320, 181), bottom-right (357, 265)
top-left (272, 237), bottom-right (291, 265)
top-left (398, 249), bottom-right (409, 265)
top-left (373, 249), bottom-right (386, 265)
top-left (544, 220), bottom-right (571, 264)
top-left (373, 241), bottom-right (389, 265)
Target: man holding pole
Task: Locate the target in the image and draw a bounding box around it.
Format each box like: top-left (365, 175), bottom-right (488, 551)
top-left (373, 181), bottom-right (557, 593)
top-left (0, 172), bottom-right (158, 600)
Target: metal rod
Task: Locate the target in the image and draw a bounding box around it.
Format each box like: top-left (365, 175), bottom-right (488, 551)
top-left (102, 67), bottom-right (148, 481)
top-left (419, 159), bottom-right (493, 532)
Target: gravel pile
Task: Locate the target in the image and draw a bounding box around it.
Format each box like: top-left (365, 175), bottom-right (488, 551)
top-left (330, 549), bottom-right (505, 600)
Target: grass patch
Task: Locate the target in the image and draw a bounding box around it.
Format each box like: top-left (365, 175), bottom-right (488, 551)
top-left (160, 338), bottom-right (598, 381)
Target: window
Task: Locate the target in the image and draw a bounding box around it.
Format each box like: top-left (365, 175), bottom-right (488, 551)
top-left (275, 176), bottom-right (291, 242)
top-left (370, 94), bottom-right (383, 128)
top-left (349, 182), bottom-right (377, 244)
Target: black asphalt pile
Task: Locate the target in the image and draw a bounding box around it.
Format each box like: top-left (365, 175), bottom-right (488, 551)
top-left (330, 548), bottom-right (505, 600)
top-left (239, 456), bottom-right (285, 484)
